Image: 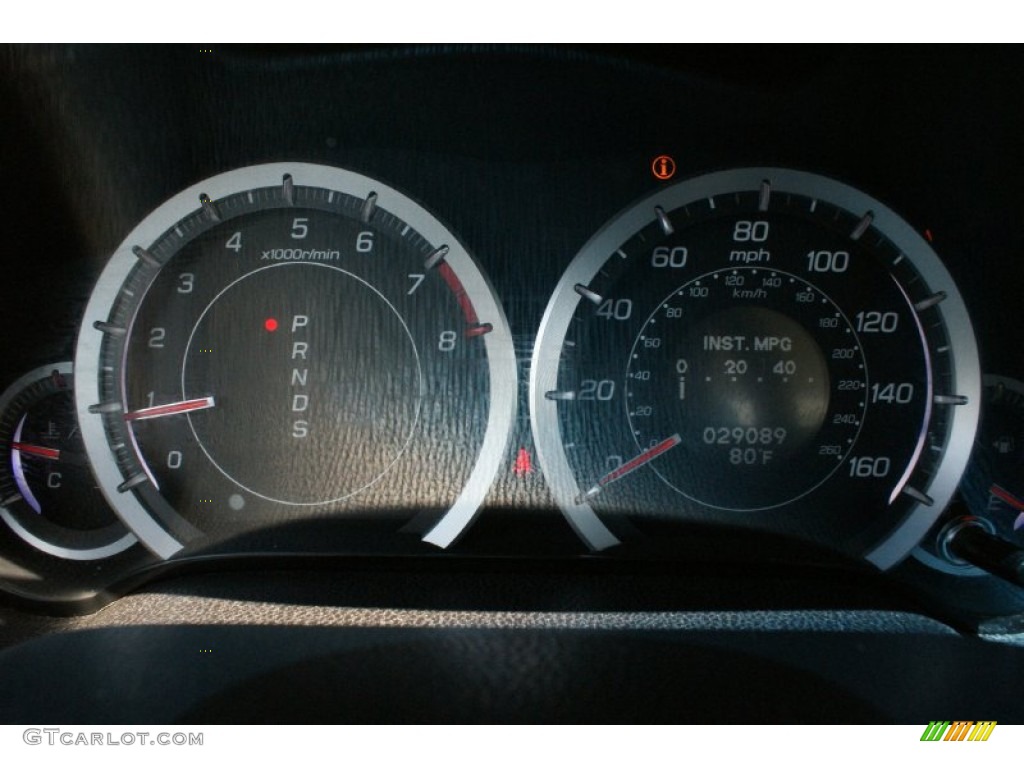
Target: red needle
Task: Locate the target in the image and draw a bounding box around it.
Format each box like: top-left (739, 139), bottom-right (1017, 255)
top-left (990, 484), bottom-right (1024, 512)
top-left (10, 442), bottom-right (60, 461)
top-left (124, 396), bottom-right (216, 422)
top-left (579, 433), bottom-right (682, 502)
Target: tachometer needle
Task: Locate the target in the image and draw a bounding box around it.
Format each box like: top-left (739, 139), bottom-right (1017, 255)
top-left (577, 433), bottom-right (681, 503)
top-left (124, 396), bottom-right (216, 422)
top-left (10, 442), bottom-right (60, 461)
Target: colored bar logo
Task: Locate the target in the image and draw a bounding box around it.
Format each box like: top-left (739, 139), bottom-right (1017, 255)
top-left (920, 721), bottom-right (997, 741)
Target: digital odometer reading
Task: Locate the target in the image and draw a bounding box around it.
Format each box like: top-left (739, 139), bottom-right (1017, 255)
top-left (530, 168), bottom-right (980, 567)
top-left (626, 268), bottom-right (868, 511)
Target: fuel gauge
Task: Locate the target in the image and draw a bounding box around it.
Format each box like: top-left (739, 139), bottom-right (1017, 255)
top-left (0, 363), bottom-right (135, 559)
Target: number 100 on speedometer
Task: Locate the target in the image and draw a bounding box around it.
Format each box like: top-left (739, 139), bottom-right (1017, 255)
top-left (530, 168), bottom-right (979, 568)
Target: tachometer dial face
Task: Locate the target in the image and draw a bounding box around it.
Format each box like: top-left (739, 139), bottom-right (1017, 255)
top-left (530, 168), bottom-right (980, 568)
top-left (0, 363), bottom-right (135, 560)
top-left (76, 163), bottom-right (516, 559)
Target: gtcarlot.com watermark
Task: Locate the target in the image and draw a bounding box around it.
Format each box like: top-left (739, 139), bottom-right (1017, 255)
top-left (23, 729), bottom-right (203, 747)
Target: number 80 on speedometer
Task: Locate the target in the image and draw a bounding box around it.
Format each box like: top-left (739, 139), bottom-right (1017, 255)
top-left (530, 168), bottom-right (980, 568)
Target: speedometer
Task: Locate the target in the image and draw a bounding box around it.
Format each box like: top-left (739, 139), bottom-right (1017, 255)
top-left (530, 168), bottom-right (980, 568)
top-left (76, 163), bottom-right (516, 559)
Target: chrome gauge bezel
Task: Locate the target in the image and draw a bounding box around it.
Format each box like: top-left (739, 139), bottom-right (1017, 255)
top-left (76, 163), bottom-right (518, 559)
top-left (0, 362), bottom-right (137, 561)
top-left (529, 168), bottom-right (981, 569)
top-left (913, 375), bottom-right (1024, 577)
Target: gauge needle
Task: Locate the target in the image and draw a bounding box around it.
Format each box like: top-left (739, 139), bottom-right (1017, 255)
top-left (124, 396), bottom-right (216, 422)
top-left (990, 484), bottom-right (1024, 511)
top-left (578, 433), bottom-right (682, 503)
top-left (990, 484), bottom-right (1024, 531)
top-left (10, 442), bottom-right (60, 461)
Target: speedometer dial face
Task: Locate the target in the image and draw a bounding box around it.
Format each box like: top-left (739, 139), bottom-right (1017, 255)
top-left (76, 163), bottom-right (516, 559)
top-left (530, 168), bottom-right (980, 568)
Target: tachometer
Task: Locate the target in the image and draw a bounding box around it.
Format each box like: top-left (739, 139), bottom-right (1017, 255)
top-left (530, 168), bottom-right (979, 568)
top-left (76, 163), bottom-right (516, 558)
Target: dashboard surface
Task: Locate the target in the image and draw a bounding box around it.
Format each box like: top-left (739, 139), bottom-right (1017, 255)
top-left (0, 44), bottom-right (1023, 723)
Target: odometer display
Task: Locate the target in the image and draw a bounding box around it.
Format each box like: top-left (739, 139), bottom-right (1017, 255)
top-left (626, 267), bottom-right (870, 511)
top-left (530, 168), bottom-right (980, 567)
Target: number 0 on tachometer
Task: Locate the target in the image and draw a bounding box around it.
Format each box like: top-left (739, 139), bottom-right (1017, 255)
top-left (76, 163), bottom-right (516, 558)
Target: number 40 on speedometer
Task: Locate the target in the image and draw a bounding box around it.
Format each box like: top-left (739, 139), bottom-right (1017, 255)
top-left (530, 168), bottom-right (980, 568)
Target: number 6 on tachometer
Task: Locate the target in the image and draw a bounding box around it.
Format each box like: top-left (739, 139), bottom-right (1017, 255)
top-left (76, 163), bottom-right (516, 559)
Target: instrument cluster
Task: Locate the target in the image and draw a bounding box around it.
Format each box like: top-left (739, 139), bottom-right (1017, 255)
top-left (0, 45), bottom-right (1021, 622)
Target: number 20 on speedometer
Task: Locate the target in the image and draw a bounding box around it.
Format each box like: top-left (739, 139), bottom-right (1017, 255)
top-left (530, 168), bottom-right (980, 568)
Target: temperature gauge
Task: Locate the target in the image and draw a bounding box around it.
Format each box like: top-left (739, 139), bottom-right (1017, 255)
top-left (0, 363), bottom-right (135, 559)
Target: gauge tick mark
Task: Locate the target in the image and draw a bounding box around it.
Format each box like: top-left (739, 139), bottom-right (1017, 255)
top-left (116, 473), bottom-right (149, 493)
top-left (850, 211), bottom-right (874, 240)
top-left (93, 321), bottom-right (126, 337)
top-left (655, 206), bottom-right (674, 235)
top-left (545, 390), bottom-right (576, 401)
top-left (574, 284), bottom-right (603, 305)
top-left (914, 292), bottom-right (947, 313)
top-left (199, 193), bottom-right (221, 222)
top-left (88, 402), bottom-right (122, 415)
top-left (424, 245), bottom-right (450, 271)
top-left (132, 246), bottom-right (159, 268)
top-left (902, 485), bottom-right (935, 506)
top-left (360, 192), bottom-right (378, 223)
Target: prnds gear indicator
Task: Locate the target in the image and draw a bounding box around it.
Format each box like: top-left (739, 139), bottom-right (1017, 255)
top-left (76, 164), bottom-right (517, 559)
top-left (530, 168), bottom-right (980, 568)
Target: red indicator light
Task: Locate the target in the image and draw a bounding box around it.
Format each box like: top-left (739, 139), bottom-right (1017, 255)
top-left (924, 229), bottom-right (934, 243)
top-left (513, 447), bottom-right (533, 477)
top-left (651, 155), bottom-right (676, 181)
top-left (264, 318), bottom-right (279, 332)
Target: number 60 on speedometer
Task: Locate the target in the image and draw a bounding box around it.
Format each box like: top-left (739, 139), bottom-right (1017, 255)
top-left (530, 168), bottom-right (980, 568)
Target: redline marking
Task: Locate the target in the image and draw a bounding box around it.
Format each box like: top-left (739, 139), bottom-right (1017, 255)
top-left (437, 262), bottom-right (479, 325)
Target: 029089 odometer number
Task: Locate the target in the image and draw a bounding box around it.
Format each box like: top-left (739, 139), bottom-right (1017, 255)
top-left (625, 267), bottom-right (867, 511)
top-left (530, 168), bottom-right (980, 568)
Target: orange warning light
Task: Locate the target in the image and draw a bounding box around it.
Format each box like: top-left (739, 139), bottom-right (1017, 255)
top-left (651, 155), bottom-right (676, 181)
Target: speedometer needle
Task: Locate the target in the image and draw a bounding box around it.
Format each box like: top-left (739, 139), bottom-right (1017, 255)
top-left (124, 396), bottom-right (216, 422)
top-left (577, 433), bottom-right (681, 504)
